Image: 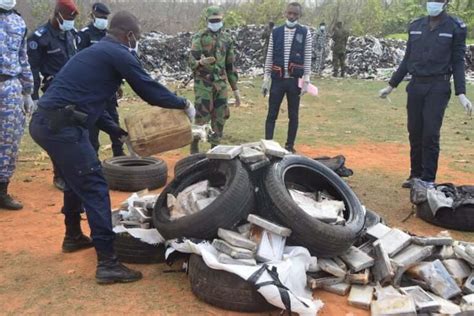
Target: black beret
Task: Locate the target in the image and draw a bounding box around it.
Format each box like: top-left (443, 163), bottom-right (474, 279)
top-left (92, 2), bottom-right (110, 15)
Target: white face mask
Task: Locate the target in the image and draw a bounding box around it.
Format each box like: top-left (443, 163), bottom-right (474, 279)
top-left (286, 19), bottom-right (298, 28)
top-left (0, 0), bottom-right (16, 10)
top-left (208, 21), bottom-right (223, 32)
top-left (94, 17), bottom-right (108, 30)
top-left (320, 26), bottom-right (326, 31)
top-left (57, 13), bottom-right (75, 31)
top-left (426, 1), bottom-right (446, 17)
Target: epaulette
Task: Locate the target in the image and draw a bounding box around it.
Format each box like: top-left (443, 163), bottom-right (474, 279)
top-left (34, 26), bottom-right (47, 37)
top-left (409, 17), bottom-right (424, 24)
top-left (81, 26), bottom-right (89, 32)
top-left (450, 16), bottom-right (466, 29)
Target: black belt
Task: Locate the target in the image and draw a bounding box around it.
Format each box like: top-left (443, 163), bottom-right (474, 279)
top-left (0, 74), bottom-right (16, 82)
top-left (37, 105), bottom-right (88, 133)
top-left (412, 74), bottom-right (451, 83)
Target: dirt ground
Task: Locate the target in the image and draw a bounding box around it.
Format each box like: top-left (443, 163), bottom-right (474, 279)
top-left (0, 141), bottom-right (472, 315)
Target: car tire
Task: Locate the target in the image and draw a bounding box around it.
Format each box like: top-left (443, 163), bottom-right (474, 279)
top-left (261, 155), bottom-right (365, 258)
top-left (174, 153), bottom-right (207, 178)
top-left (114, 232), bottom-right (166, 264)
top-left (153, 159), bottom-right (254, 240)
top-left (103, 156), bottom-right (168, 192)
top-left (188, 254), bottom-right (275, 312)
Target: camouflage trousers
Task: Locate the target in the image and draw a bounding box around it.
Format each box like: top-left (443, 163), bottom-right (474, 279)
top-left (332, 52), bottom-right (346, 77)
top-left (194, 79), bottom-right (229, 146)
top-left (0, 78), bottom-right (26, 182)
top-left (314, 48), bottom-right (327, 75)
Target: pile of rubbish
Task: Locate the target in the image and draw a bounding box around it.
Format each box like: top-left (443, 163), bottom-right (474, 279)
top-left (138, 26), bottom-right (474, 82)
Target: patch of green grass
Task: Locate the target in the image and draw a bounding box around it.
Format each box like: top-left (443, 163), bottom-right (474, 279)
top-left (386, 33), bottom-right (408, 41)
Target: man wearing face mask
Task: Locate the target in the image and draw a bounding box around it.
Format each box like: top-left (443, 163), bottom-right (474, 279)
top-left (262, 2), bottom-right (312, 153)
top-left (0, 0), bottom-right (34, 210)
top-left (314, 22), bottom-right (327, 77)
top-left (379, 0), bottom-right (472, 189)
top-left (188, 6), bottom-right (240, 153)
top-left (29, 11), bottom-right (195, 284)
top-left (27, 0), bottom-right (78, 191)
top-left (78, 2), bottom-right (125, 157)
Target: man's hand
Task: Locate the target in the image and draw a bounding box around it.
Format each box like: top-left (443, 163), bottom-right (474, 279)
top-left (22, 95), bottom-right (35, 114)
top-left (199, 55), bottom-right (216, 66)
top-left (261, 76), bottom-right (270, 97)
top-left (184, 99), bottom-right (196, 122)
top-left (459, 94), bottom-right (473, 116)
top-left (300, 81), bottom-right (309, 97)
top-left (379, 86), bottom-right (394, 99)
top-left (233, 90), bottom-right (241, 107)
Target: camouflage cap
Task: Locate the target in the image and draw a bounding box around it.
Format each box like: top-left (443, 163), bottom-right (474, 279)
top-left (205, 6), bottom-right (223, 20)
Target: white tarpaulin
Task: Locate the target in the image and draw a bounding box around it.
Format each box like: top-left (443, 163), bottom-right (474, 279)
top-left (168, 239), bottom-right (324, 315)
top-left (113, 225), bottom-right (164, 245)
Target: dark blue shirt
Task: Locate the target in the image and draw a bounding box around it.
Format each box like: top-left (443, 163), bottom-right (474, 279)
top-left (77, 23), bottom-right (106, 51)
top-left (27, 21), bottom-right (77, 99)
top-left (389, 13), bottom-right (467, 95)
top-left (38, 36), bottom-right (186, 128)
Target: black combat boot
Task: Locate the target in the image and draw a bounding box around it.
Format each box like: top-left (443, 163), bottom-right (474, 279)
top-left (0, 182), bottom-right (23, 210)
top-left (62, 212), bottom-right (94, 253)
top-left (96, 252), bottom-right (143, 284)
top-left (190, 138), bottom-right (199, 154)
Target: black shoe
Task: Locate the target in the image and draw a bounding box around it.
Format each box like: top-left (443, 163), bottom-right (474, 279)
top-left (96, 252), bottom-right (142, 285)
top-left (401, 177), bottom-right (420, 189)
top-left (53, 177), bottom-right (66, 191)
top-left (0, 182), bottom-right (23, 210)
top-left (285, 146), bottom-right (296, 154)
top-left (62, 234), bottom-right (94, 253)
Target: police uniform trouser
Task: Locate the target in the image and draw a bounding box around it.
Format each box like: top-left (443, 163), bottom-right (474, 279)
top-left (406, 79), bottom-right (451, 183)
top-left (265, 77), bottom-right (301, 149)
top-left (29, 113), bottom-right (114, 253)
top-left (89, 98), bottom-right (122, 155)
top-left (0, 78), bottom-right (26, 183)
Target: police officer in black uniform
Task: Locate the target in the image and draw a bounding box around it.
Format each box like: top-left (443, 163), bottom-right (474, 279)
top-left (27, 0), bottom-right (79, 191)
top-left (78, 2), bottom-right (125, 157)
top-left (379, 0), bottom-right (472, 189)
top-left (29, 11), bottom-right (195, 284)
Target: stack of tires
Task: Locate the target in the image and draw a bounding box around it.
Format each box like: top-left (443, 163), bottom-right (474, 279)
top-left (150, 152), bottom-right (367, 312)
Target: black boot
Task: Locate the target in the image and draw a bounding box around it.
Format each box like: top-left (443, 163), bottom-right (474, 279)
top-left (190, 139), bottom-right (199, 154)
top-left (62, 212), bottom-right (94, 253)
top-left (0, 182), bottom-right (22, 210)
top-left (96, 252), bottom-right (143, 284)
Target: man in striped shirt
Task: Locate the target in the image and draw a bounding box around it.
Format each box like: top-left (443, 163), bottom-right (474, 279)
top-left (262, 2), bottom-right (312, 153)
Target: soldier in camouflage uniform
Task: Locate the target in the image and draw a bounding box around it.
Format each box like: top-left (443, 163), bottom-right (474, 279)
top-left (331, 21), bottom-right (350, 77)
top-left (189, 6), bottom-right (240, 153)
top-left (0, 0), bottom-right (35, 210)
top-left (313, 22), bottom-right (327, 76)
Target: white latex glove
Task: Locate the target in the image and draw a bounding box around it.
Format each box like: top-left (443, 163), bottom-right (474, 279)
top-left (300, 81), bottom-right (309, 97)
top-left (199, 55), bottom-right (216, 66)
top-left (184, 99), bottom-right (196, 123)
top-left (459, 94), bottom-right (473, 116)
top-left (379, 86), bottom-right (394, 99)
top-left (261, 76), bottom-right (271, 97)
top-left (22, 95), bottom-right (35, 114)
top-left (233, 89), bottom-right (241, 107)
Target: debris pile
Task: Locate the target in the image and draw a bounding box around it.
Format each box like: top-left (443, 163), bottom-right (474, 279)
top-left (112, 190), bottom-right (157, 229)
top-left (307, 218), bottom-right (474, 314)
top-left (139, 26), bottom-right (474, 82)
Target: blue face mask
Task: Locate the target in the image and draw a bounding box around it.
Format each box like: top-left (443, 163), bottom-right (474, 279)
top-left (58, 13), bottom-right (75, 31)
top-left (208, 21), bottom-right (223, 32)
top-left (94, 17), bottom-right (108, 30)
top-left (286, 19), bottom-right (298, 28)
top-left (426, 1), bottom-right (445, 17)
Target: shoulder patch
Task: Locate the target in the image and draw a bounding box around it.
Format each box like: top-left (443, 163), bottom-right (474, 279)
top-left (34, 26), bottom-right (46, 37)
top-left (28, 41), bottom-right (38, 50)
top-left (450, 16), bottom-right (466, 28)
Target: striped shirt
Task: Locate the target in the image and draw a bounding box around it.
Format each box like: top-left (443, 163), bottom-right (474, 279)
top-left (264, 25), bottom-right (312, 81)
